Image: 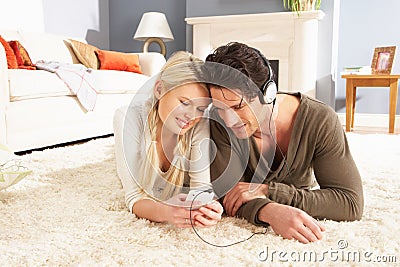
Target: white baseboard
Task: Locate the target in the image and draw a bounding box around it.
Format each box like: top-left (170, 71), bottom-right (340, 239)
top-left (337, 113), bottom-right (400, 129)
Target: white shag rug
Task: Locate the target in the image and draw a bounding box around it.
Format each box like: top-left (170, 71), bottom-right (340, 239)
top-left (0, 133), bottom-right (399, 266)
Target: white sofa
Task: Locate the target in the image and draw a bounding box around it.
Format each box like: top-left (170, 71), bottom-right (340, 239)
top-left (0, 30), bottom-right (166, 152)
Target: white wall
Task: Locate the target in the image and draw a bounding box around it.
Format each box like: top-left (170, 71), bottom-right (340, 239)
top-left (2, 0), bottom-right (398, 115)
top-left (0, 0), bottom-right (109, 49)
top-left (42, 0), bottom-right (109, 49)
top-left (337, 0), bottom-right (400, 114)
top-left (0, 0), bottom-right (45, 32)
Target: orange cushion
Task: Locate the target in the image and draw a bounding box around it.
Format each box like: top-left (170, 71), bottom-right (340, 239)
top-left (0, 35), bottom-right (18, 69)
top-left (8, 40), bottom-right (24, 66)
top-left (15, 40), bottom-right (34, 67)
top-left (95, 49), bottom-right (142, 74)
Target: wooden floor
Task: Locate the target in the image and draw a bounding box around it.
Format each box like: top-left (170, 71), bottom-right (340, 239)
top-left (343, 125), bottom-right (400, 135)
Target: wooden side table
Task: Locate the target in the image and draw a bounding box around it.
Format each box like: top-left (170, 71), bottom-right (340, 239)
top-left (341, 74), bottom-right (400, 133)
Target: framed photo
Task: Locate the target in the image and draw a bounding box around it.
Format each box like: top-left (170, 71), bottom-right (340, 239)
top-left (371, 46), bottom-right (396, 74)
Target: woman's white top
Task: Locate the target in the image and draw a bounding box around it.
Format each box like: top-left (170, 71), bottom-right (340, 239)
top-left (113, 97), bottom-right (212, 213)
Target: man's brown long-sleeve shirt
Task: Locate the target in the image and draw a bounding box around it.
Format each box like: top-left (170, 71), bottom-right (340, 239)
top-left (210, 93), bottom-right (364, 226)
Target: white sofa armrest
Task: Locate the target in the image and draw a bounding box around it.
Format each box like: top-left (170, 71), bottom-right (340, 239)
top-left (0, 44), bottom-right (9, 144)
top-left (0, 45), bottom-right (9, 103)
top-left (135, 52), bottom-right (166, 77)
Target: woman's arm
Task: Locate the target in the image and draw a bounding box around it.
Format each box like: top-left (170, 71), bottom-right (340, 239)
top-left (132, 197), bottom-right (195, 228)
top-left (188, 118), bottom-right (213, 190)
top-left (115, 107), bottom-right (222, 227)
top-left (114, 105), bottom-right (149, 213)
top-left (188, 118), bottom-right (224, 225)
top-left (133, 197), bottom-right (223, 228)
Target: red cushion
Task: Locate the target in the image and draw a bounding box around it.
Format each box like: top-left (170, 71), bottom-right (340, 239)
top-left (0, 35), bottom-right (18, 69)
top-left (95, 49), bottom-right (142, 74)
top-left (8, 41), bottom-right (24, 66)
top-left (8, 40), bottom-right (35, 70)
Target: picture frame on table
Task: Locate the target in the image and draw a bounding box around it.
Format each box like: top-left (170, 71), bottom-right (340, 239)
top-left (371, 46), bottom-right (396, 74)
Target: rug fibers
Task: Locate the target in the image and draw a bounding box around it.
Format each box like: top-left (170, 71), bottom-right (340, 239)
top-left (0, 133), bottom-right (399, 266)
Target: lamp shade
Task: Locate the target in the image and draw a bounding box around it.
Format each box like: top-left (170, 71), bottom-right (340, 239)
top-left (133, 12), bottom-right (174, 42)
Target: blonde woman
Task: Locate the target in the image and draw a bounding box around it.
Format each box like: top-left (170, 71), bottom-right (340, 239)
top-left (113, 51), bottom-right (223, 228)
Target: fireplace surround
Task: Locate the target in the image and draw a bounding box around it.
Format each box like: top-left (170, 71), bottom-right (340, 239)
top-left (186, 11), bottom-right (324, 97)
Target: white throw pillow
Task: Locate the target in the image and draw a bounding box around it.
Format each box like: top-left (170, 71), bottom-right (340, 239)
top-left (0, 144), bottom-right (32, 190)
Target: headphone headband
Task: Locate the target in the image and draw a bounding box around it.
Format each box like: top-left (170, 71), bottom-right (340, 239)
top-left (252, 48), bottom-right (277, 105)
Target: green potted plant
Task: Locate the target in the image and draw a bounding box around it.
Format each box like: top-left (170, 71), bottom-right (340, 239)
top-left (283, 0), bottom-right (321, 12)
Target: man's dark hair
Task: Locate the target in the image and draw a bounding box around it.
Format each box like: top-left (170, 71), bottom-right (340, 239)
top-left (204, 42), bottom-right (271, 101)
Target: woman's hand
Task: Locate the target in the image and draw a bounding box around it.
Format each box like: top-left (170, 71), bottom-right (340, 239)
top-left (192, 200), bottom-right (224, 227)
top-left (162, 195), bottom-right (223, 228)
top-left (162, 194), bottom-right (202, 228)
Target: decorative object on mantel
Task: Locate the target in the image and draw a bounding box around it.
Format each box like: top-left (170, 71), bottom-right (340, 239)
top-left (133, 12), bottom-right (174, 56)
top-left (283, 0), bottom-right (321, 12)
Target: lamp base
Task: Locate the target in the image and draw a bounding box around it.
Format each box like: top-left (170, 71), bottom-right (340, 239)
top-left (143, 37), bottom-right (166, 56)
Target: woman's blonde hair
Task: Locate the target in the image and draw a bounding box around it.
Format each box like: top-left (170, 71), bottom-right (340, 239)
top-left (140, 51), bottom-right (208, 200)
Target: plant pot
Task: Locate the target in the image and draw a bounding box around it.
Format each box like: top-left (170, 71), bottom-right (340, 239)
top-left (298, 0), bottom-right (317, 11)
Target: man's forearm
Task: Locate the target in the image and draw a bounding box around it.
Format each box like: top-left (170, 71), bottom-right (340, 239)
top-left (235, 198), bottom-right (272, 226)
top-left (268, 182), bottom-right (363, 221)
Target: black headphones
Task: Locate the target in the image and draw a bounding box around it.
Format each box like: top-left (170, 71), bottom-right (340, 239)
top-left (252, 48), bottom-right (277, 105)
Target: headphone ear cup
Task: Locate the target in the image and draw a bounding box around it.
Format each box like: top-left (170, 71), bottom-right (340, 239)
top-left (252, 47), bottom-right (278, 104)
top-left (263, 80), bottom-right (277, 104)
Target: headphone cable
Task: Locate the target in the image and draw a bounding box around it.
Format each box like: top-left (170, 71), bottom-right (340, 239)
top-left (188, 190), bottom-right (268, 248)
top-left (188, 99), bottom-right (289, 247)
top-left (268, 101), bottom-right (291, 176)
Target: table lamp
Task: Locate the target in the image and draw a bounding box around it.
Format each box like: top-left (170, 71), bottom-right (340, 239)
top-left (133, 12), bottom-right (174, 56)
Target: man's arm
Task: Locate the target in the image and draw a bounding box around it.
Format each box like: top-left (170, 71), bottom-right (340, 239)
top-left (209, 118), bottom-right (248, 200)
top-left (234, 115), bottom-right (363, 224)
top-left (266, 117), bottom-right (363, 221)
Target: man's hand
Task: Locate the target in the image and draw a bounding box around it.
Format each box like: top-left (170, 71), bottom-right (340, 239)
top-left (258, 203), bottom-right (326, 244)
top-left (223, 182), bottom-right (268, 216)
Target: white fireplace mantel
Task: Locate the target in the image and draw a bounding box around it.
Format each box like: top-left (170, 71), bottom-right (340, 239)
top-left (186, 11), bottom-right (324, 97)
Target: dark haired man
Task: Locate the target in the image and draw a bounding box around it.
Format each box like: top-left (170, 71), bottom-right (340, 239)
top-left (206, 42), bottom-right (363, 244)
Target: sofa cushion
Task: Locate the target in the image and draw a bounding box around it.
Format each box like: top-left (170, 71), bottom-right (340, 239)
top-left (90, 69), bottom-right (150, 94)
top-left (17, 41), bottom-right (33, 66)
top-left (8, 69), bottom-right (151, 101)
top-left (8, 69), bottom-right (72, 101)
top-left (0, 35), bottom-right (18, 69)
top-left (10, 40), bottom-right (35, 68)
top-left (8, 41), bottom-right (36, 70)
top-left (18, 32), bottom-right (75, 64)
top-left (96, 50), bottom-right (142, 74)
top-left (0, 30), bottom-right (22, 41)
top-left (67, 39), bottom-right (99, 69)
top-left (8, 41), bottom-right (24, 66)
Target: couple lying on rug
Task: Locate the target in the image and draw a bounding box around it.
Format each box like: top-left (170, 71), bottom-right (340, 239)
top-left (113, 42), bottom-right (364, 244)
